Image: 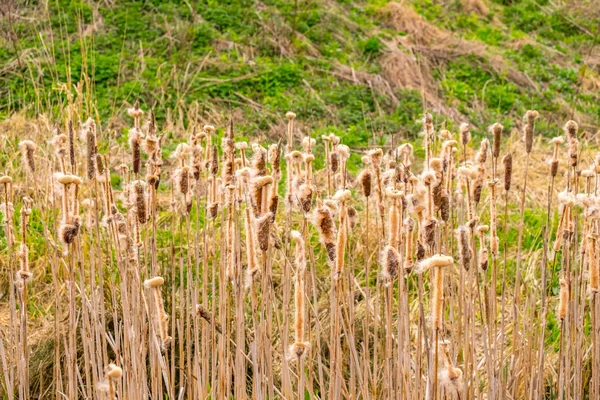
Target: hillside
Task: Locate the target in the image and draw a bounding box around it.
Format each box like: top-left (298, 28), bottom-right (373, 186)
top-left (2, 1), bottom-right (600, 399)
top-left (1, 0), bottom-right (599, 143)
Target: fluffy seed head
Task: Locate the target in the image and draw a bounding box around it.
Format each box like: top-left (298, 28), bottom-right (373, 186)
top-left (416, 254), bottom-right (453, 274)
top-left (564, 120), bottom-right (578, 140)
top-left (502, 153), bottom-right (513, 191)
top-left (490, 123), bottom-right (503, 158)
top-left (105, 364), bottom-right (123, 380)
top-left (460, 123), bottom-right (470, 145)
top-left (144, 276), bottom-right (164, 289)
top-left (19, 140), bottom-right (36, 175)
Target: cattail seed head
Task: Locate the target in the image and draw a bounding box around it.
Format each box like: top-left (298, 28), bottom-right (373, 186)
top-left (416, 254), bottom-right (453, 274)
top-left (381, 245), bottom-right (400, 285)
top-left (144, 276), bottom-right (164, 289)
top-left (568, 138), bottom-right (579, 167)
top-left (588, 234), bottom-right (598, 292)
top-left (457, 226), bottom-right (471, 270)
top-left (558, 278), bottom-right (568, 320)
top-left (460, 123), bottom-right (470, 145)
top-left (51, 133), bottom-right (68, 159)
top-left (59, 216), bottom-right (81, 244)
top-left (255, 212), bottom-right (272, 252)
top-left (358, 169), bottom-right (372, 197)
top-left (502, 153), bottom-right (513, 191)
top-left (330, 151), bottom-right (340, 173)
top-left (129, 128), bottom-right (142, 175)
top-left (490, 123), bottom-right (503, 158)
top-left (131, 180), bottom-right (147, 224)
top-left (19, 140), bottom-right (36, 175)
top-left (564, 120), bottom-right (578, 140)
top-left (368, 148), bottom-right (384, 168)
top-left (523, 110), bottom-right (539, 154)
top-left (105, 364), bottom-right (123, 380)
top-left (475, 139), bottom-right (489, 164)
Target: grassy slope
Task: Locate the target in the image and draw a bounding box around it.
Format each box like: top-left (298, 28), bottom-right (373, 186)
top-left (0, 0), bottom-right (598, 145)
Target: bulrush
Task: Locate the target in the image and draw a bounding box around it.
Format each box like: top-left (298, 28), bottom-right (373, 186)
top-left (358, 167), bottom-right (372, 198)
top-left (129, 125), bottom-right (143, 176)
top-left (503, 153), bottom-right (513, 192)
top-left (523, 110), bottom-right (539, 154)
top-left (101, 364), bottom-right (123, 400)
top-left (438, 342), bottom-right (464, 398)
top-left (550, 137), bottom-right (564, 177)
top-left (131, 180), bottom-right (148, 224)
top-left (144, 276), bottom-right (172, 348)
top-left (333, 189), bottom-right (351, 279)
top-left (476, 225), bottom-right (489, 270)
top-left (428, 255), bottom-right (454, 330)
top-left (589, 234), bottom-right (598, 292)
top-left (460, 123), bottom-right (471, 146)
top-left (19, 140), bottom-right (36, 176)
top-left (81, 118), bottom-right (98, 180)
top-left (456, 226), bottom-right (471, 270)
top-left (564, 121), bottom-right (579, 167)
top-left (313, 202), bottom-right (337, 266)
top-left (288, 231), bottom-right (310, 360)
top-left (491, 123), bottom-right (503, 160)
top-left (558, 278), bottom-right (569, 320)
top-left (403, 217), bottom-right (416, 271)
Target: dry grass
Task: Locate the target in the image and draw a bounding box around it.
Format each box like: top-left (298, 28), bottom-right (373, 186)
top-left (0, 101), bottom-right (600, 400)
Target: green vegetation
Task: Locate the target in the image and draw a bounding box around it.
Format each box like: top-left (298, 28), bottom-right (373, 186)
top-left (1, 0), bottom-right (599, 139)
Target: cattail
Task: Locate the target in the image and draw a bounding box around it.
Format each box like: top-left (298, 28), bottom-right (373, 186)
top-left (381, 245), bottom-right (401, 285)
top-left (473, 165), bottom-right (485, 205)
top-left (51, 133), bottom-right (68, 160)
top-left (568, 138), bottom-right (579, 167)
top-left (460, 123), bottom-right (470, 146)
top-left (269, 141), bottom-right (282, 176)
top-left (80, 119), bottom-right (97, 180)
top-left (176, 166), bottom-right (191, 196)
top-left (550, 137), bottom-right (564, 177)
top-left (439, 192), bottom-right (450, 222)
top-left (475, 139), bottom-right (489, 164)
top-left (313, 204), bottom-right (336, 265)
top-left (477, 225), bottom-right (489, 270)
top-left (286, 111), bottom-right (296, 145)
top-left (564, 120), bottom-right (578, 140)
top-left (101, 363), bottom-right (123, 400)
top-left (132, 180), bottom-right (147, 224)
top-left (523, 110), bottom-right (539, 154)
top-left (416, 254), bottom-right (453, 274)
top-left (589, 234), bottom-right (598, 292)
top-left (68, 120), bottom-right (76, 172)
top-left (289, 230), bottom-right (310, 360)
top-left (430, 256), bottom-right (453, 330)
top-left (330, 151), bottom-right (340, 174)
top-left (403, 217), bottom-right (415, 270)
top-left (59, 216), bottom-right (81, 245)
top-left (255, 212), bottom-right (273, 252)
top-left (558, 278), bottom-right (569, 320)
top-left (129, 127), bottom-right (142, 176)
top-left (503, 153), bottom-right (513, 191)
top-left (210, 145), bottom-right (219, 176)
top-left (19, 140), bottom-right (36, 175)
top-left (438, 366), bottom-right (464, 398)
top-left (457, 225), bottom-right (471, 270)
top-left (490, 123), bottom-right (503, 159)
top-left (333, 189), bottom-right (350, 278)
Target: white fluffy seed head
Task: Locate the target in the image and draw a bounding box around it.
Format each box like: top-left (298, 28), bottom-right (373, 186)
top-left (144, 276), bottom-right (164, 289)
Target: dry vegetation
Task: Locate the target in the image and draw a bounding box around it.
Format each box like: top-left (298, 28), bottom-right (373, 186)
top-left (0, 94), bottom-right (600, 400)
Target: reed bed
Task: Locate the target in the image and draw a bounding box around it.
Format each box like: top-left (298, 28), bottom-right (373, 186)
top-left (0, 106), bottom-right (599, 400)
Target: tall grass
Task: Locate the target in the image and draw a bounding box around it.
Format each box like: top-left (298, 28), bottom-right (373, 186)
top-left (1, 103), bottom-right (600, 400)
